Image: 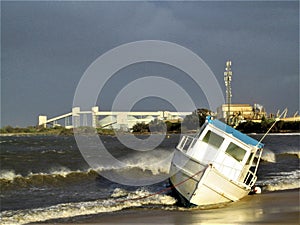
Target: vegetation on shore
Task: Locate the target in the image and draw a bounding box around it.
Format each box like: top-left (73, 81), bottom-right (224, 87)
top-left (1, 110), bottom-right (299, 135)
top-left (236, 117), bottom-right (300, 133)
top-left (132, 115), bottom-right (299, 134)
top-left (0, 125), bottom-right (74, 136)
top-left (0, 125), bottom-right (118, 136)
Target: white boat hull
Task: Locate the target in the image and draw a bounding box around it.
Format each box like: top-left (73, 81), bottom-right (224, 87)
top-left (170, 149), bottom-right (250, 206)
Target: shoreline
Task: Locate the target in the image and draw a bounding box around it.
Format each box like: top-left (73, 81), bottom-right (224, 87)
top-left (32, 189), bottom-right (299, 225)
top-left (1, 131), bottom-right (300, 137)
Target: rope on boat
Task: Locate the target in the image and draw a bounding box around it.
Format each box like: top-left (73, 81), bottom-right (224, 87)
top-left (257, 108), bottom-right (288, 146)
top-left (253, 108), bottom-right (288, 175)
top-left (115, 168), bottom-right (205, 203)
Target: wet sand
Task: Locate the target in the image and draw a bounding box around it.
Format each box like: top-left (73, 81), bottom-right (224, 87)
top-left (36, 189), bottom-right (299, 225)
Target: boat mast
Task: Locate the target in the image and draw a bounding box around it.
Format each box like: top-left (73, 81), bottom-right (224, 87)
top-left (224, 60), bottom-right (233, 125)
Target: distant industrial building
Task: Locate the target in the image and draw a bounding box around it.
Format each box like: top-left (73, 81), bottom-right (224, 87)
top-left (217, 103), bottom-right (300, 125)
top-left (217, 103), bottom-right (267, 125)
top-left (38, 106), bottom-right (191, 130)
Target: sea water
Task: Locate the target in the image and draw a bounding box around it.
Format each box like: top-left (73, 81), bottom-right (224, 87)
top-left (0, 134), bottom-right (299, 224)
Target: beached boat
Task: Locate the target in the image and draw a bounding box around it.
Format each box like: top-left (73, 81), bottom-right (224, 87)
top-left (170, 116), bottom-right (264, 207)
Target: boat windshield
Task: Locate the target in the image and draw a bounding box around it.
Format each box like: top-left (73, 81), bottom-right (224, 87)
top-left (225, 142), bottom-right (246, 162)
top-left (202, 130), bottom-right (224, 148)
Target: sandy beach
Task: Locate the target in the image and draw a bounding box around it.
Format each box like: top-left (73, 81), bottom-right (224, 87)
top-left (35, 189), bottom-right (299, 225)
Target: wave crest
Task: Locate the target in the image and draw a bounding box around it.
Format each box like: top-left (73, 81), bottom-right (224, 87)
top-left (263, 182), bottom-right (300, 191)
top-left (0, 163), bottom-right (171, 191)
top-left (0, 168), bottom-right (98, 191)
top-left (0, 170), bottom-right (22, 181)
top-left (278, 151), bottom-right (300, 158)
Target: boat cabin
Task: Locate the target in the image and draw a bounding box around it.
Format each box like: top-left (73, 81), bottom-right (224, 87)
top-left (177, 116), bottom-right (264, 186)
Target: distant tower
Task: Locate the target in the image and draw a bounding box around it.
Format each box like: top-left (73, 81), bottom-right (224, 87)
top-left (224, 60), bottom-right (232, 124)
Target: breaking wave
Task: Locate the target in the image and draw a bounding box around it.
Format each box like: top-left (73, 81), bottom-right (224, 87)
top-left (0, 162), bottom-right (171, 191)
top-left (260, 148), bottom-right (300, 162)
top-left (263, 182), bottom-right (300, 191)
top-left (261, 148), bottom-right (276, 162)
top-left (277, 151), bottom-right (300, 158)
top-left (257, 169), bottom-right (300, 191)
top-left (0, 188), bottom-right (176, 225)
top-left (266, 133), bottom-right (300, 136)
top-left (0, 168), bottom-right (96, 191)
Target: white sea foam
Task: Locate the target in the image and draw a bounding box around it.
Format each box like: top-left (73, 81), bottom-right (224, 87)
top-left (0, 170), bottom-right (22, 181)
top-left (27, 167), bottom-right (83, 178)
top-left (266, 133), bottom-right (300, 136)
top-left (48, 167), bottom-right (76, 177)
top-left (263, 182), bottom-right (300, 191)
top-left (0, 188), bottom-right (176, 225)
top-left (261, 149), bottom-right (276, 163)
top-left (0, 167), bottom-right (86, 182)
top-left (41, 149), bottom-right (65, 154)
top-left (110, 188), bottom-right (129, 198)
top-left (121, 149), bottom-right (173, 175)
top-left (280, 151), bottom-right (300, 158)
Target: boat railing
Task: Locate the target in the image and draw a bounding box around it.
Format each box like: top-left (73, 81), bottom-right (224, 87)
top-left (212, 160), bottom-right (257, 187)
top-left (243, 170), bottom-right (257, 187)
top-left (211, 161), bottom-right (240, 180)
top-left (177, 135), bottom-right (197, 153)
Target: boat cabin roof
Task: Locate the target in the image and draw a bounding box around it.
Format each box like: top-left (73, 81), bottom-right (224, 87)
top-left (206, 116), bottom-right (264, 149)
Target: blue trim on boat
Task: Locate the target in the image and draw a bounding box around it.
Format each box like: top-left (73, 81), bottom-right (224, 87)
top-left (206, 116), bottom-right (264, 148)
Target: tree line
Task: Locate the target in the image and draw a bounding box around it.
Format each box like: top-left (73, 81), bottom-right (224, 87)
top-left (132, 110), bottom-right (300, 133)
top-left (236, 116), bottom-right (300, 133)
top-left (132, 108), bottom-right (212, 133)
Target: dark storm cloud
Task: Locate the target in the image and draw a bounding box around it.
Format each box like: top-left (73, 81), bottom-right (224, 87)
top-left (1, 1), bottom-right (299, 126)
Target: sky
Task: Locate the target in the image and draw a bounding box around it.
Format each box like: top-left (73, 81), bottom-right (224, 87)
top-left (1, 1), bottom-right (299, 127)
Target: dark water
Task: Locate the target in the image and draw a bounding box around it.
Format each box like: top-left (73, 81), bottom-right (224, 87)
top-left (0, 133), bottom-right (299, 224)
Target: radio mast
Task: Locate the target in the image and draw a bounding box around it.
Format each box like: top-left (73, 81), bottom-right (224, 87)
top-left (224, 60), bottom-right (232, 124)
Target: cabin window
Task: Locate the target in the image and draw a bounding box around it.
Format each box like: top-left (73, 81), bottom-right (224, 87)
top-left (202, 130), bottom-right (224, 148)
top-left (225, 143), bottom-right (246, 162)
top-left (246, 152), bottom-right (254, 165)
